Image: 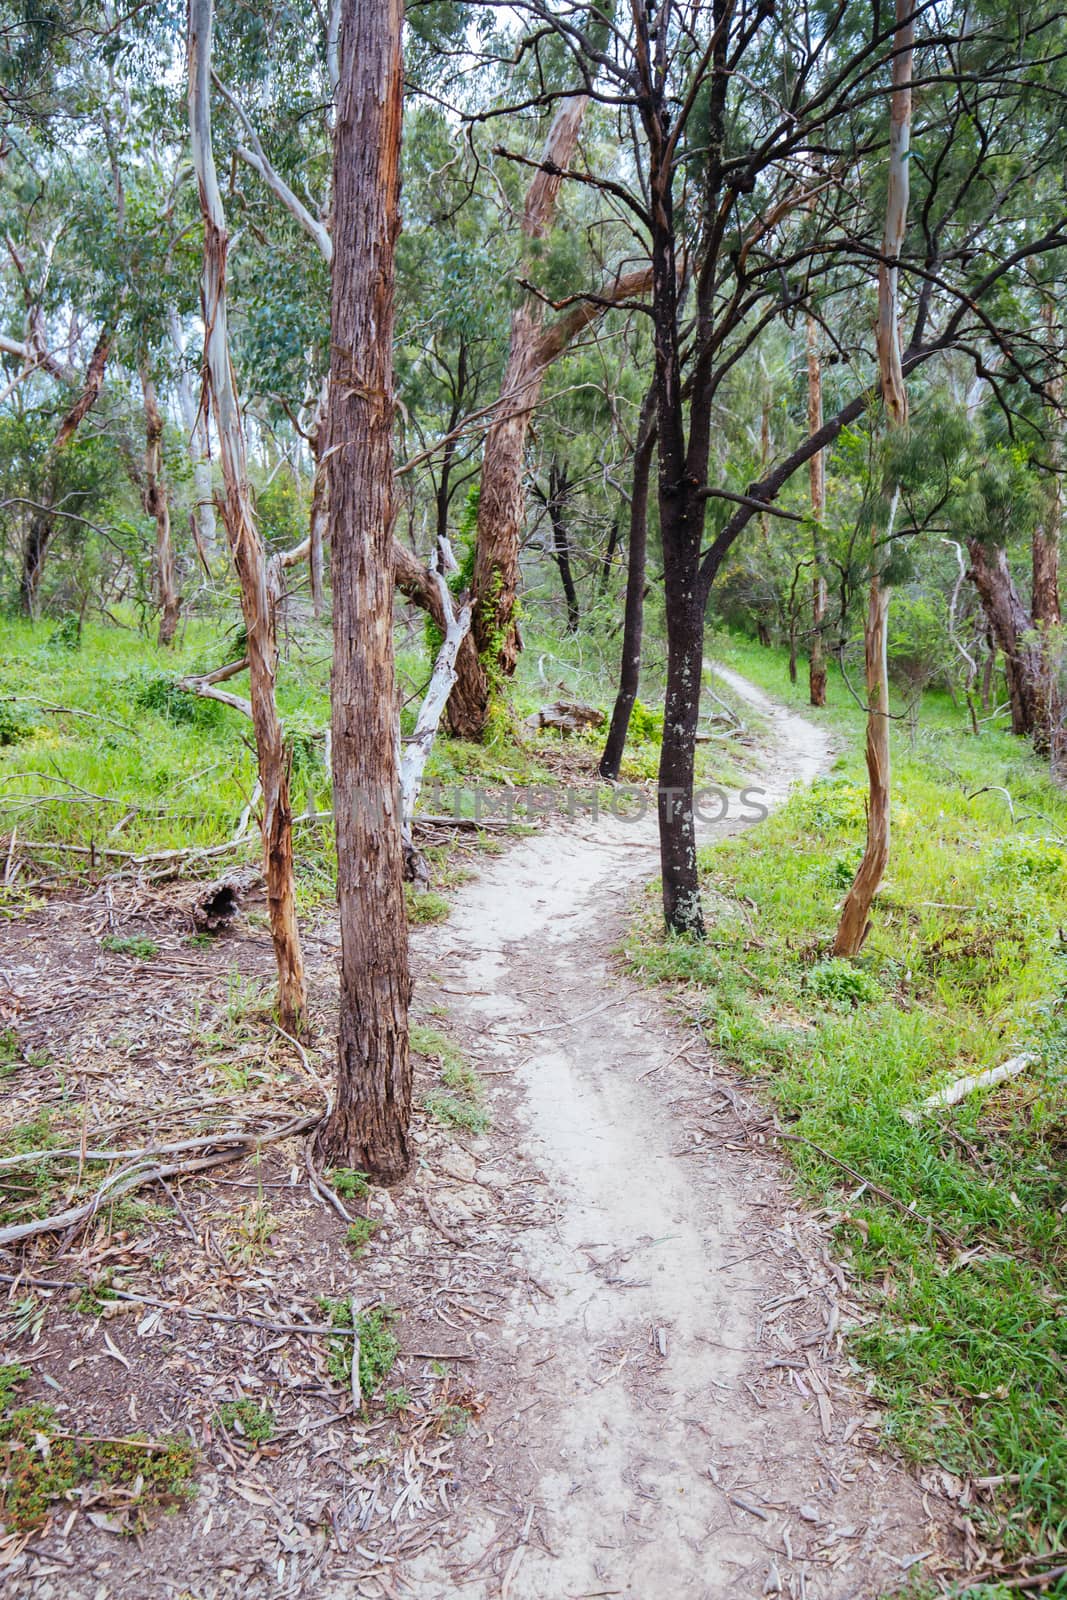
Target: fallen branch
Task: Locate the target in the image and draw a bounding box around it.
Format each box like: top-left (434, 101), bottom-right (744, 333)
top-left (0, 1111), bottom-right (319, 1245)
top-left (901, 1052), bottom-right (1038, 1123)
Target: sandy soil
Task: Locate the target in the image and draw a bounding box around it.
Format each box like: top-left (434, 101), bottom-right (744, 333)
top-left (403, 670), bottom-right (955, 1598)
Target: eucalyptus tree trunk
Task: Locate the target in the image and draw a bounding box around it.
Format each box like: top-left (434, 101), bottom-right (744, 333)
top-left (139, 366), bottom-right (181, 646)
top-left (834, 0), bottom-right (914, 958)
top-left (1035, 295), bottom-right (1062, 760)
top-left (806, 313), bottom-right (828, 706)
top-left (967, 538), bottom-right (1044, 740)
top-left (546, 463), bottom-right (580, 633)
top-left (316, 0), bottom-right (412, 1182)
top-left (600, 389), bottom-right (656, 781)
top-left (187, 0), bottom-right (306, 1030)
top-left (448, 97), bottom-right (589, 739)
top-left (20, 330), bottom-right (110, 616)
top-left (168, 310), bottom-right (217, 564)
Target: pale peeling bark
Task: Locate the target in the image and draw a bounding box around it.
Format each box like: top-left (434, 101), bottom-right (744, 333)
top-left (834, 0), bottom-right (913, 958)
top-left (188, 0), bottom-right (306, 1031)
top-left (399, 562), bottom-right (473, 873)
top-left (139, 366), bottom-right (181, 646)
top-left (806, 313), bottom-right (828, 706)
top-left (317, 0), bottom-right (412, 1183)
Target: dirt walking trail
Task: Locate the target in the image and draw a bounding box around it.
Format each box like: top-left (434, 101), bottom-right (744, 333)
top-left (408, 670), bottom-right (952, 1599)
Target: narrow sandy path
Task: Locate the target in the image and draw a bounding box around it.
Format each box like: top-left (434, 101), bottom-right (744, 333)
top-left (407, 673), bottom-right (950, 1599)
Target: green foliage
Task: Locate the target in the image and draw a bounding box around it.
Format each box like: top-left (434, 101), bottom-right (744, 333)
top-left (345, 1218), bottom-right (379, 1258)
top-left (329, 1168), bottom-right (370, 1201)
top-left (0, 1364), bottom-right (195, 1530)
top-left (318, 1301), bottom-right (399, 1398)
top-left (217, 1399), bottom-right (275, 1445)
top-left (803, 959), bottom-right (885, 1009)
top-left (101, 934), bottom-right (159, 959)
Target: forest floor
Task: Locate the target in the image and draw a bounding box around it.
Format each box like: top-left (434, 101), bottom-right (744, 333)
top-left (0, 671), bottom-right (971, 1598)
top-left (0, 668), bottom-right (966, 1593)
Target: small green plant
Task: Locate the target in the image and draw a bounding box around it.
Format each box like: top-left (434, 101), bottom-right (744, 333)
top-left (383, 1387), bottom-right (412, 1416)
top-left (329, 1168), bottom-right (370, 1200)
top-left (405, 886), bottom-right (451, 925)
top-left (25, 1045), bottom-right (52, 1069)
top-left (223, 1200), bottom-right (277, 1265)
top-left (318, 1300), bottom-right (399, 1398)
top-left (628, 698), bottom-right (664, 744)
top-left (803, 958), bottom-right (884, 1010)
top-left (0, 1364), bottom-right (195, 1530)
top-left (73, 1272), bottom-right (119, 1316)
top-left (0, 1027), bottom-right (19, 1065)
top-left (217, 1399), bottom-right (275, 1444)
top-left (101, 934), bottom-right (160, 959)
top-left (345, 1218), bottom-right (380, 1258)
top-left (186, 931), bottom-right (216, 948)
top-left (46, 614), bottom-right (81, 651)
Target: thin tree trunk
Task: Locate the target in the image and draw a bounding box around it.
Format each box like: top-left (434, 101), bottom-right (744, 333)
top-left (807, 312), bottom-right (828, 706)
top-left (316, 0), bottom-right (411, 1182)
top-left (598, 518), bottom-right (620, 596)
top-left (187, 0), bottom-right (306, 1032)
top-left (834, 0), bottom-right (914, 959)
top-left (20, 329), bottom-right (111, 616)
top-left (139, 366), bottom-right (181, 646)
top-left (168, 309), bottom-right (217, 562)
top-left (832, 572), bottom-right (891, 955)
top-left (600, 390), bottom-right (656, 781)
top-left (546, 462), bottom-right (580, 633)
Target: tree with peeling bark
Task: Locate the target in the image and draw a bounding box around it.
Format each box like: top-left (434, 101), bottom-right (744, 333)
top-left (833, 0), bottom-right (915, 960)
top-left (187, 0), bottom-right (307, 1034)
top-left (316, 0), bottom-right (412, 1182)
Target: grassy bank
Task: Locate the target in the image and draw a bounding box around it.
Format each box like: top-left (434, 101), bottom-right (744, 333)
top-left (629, 632), bottom-right (1067, 1593)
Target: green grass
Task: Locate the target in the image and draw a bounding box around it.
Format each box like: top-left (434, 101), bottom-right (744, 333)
top-left (412, 1024), bottom-right (490, 1134)
top-left (345, 1217), bottom-right (379, 1257)
top-left (101, 934), bottom-right (160, 959)
top-left (629, 632), bottom-right (1067, 1581)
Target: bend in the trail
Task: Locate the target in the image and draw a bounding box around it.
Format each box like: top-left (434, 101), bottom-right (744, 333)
top-left (406, 670), bottom-right (953, 1599)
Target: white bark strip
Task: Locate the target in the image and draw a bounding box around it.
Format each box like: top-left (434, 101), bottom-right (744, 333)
top-left (399, 559), bottom-right (473, 859)
top-left (901, 1054), bottom-right (1037, 1123)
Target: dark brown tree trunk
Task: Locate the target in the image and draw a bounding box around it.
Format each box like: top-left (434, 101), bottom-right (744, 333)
top-left (546, 462), bottom-right (580, 633)
top-left (317, 0), bottom-right (411, 1183)
top-left (968, 538), bottom-right (1044, 741)
top-left (600, 391), bottom-right (655, 781)
top-left (807, 312), bottom-right (828, 706)
top-left (139, 366), bottom-right (181, 646)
